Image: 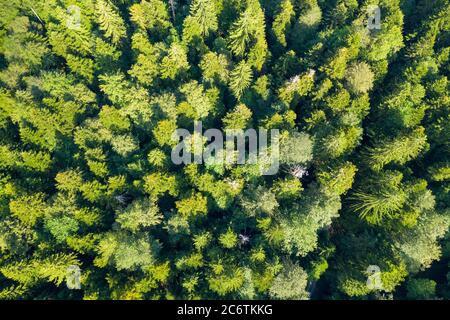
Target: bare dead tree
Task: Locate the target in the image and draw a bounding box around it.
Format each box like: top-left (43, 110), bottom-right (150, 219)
top-left (168, 0), bottom-right (176, 21)
top-left (284, 164), bottom-right (308, 179)
top-left (30, 6), bottom-right (45, 26)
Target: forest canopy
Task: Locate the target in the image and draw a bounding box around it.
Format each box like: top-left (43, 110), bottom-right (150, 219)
top-left (0, 0), bottom-right (449, 300)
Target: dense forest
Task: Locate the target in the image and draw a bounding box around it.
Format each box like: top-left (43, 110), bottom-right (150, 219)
top-left (0, 0), bottom-right (449, 300)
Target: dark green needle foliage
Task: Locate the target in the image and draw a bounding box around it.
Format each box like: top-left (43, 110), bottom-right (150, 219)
top-left (0, 0), bottom-right (449, 300)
